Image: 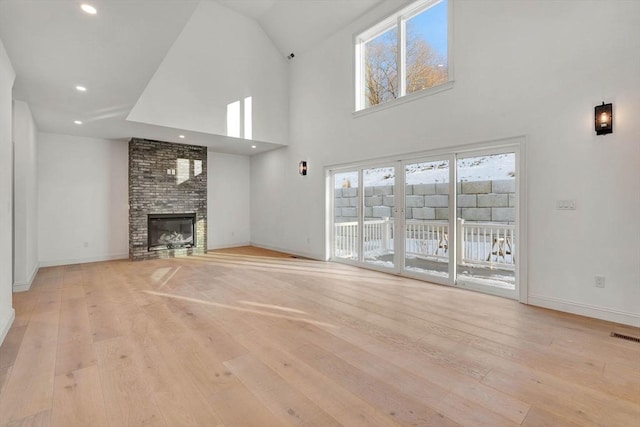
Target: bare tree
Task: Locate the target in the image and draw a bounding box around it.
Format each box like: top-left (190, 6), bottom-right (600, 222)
top-left (365, 30), bottom-right (398, 107)
top-left (365, 29), bottom-right (447, 107)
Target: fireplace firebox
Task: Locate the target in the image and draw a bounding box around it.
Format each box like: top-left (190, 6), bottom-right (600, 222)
top-left (148, 213), bottom-right (196, 251)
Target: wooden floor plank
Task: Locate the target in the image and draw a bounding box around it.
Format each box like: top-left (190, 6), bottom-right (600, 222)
top-left (229, 330), bottom-right (402, 427)
top-left (93, 336), bottom-right (167, 427)
top-left (224, 353), bottom-right (343, 426)
top-left (521, 406), bottom-right (583, 427)
top-left (208, 381), bottom-right (290, 427)
top-left (0, 409), bottom-right (51, 427)
top-left (50, 366), bottom-right (109, 427)
top-left (0, 250), bottom-right (638, 427)
top-left (0, 291), bottom-right (61, 424)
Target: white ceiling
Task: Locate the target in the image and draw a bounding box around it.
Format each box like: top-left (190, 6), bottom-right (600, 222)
top-left (220, 0), bottom-right (384, 57)
top-left (0, 0), bottom-right (384, 155)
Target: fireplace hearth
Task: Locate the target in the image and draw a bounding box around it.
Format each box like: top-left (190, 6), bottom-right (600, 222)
top-left (148, 213), bottom-right (196, 251)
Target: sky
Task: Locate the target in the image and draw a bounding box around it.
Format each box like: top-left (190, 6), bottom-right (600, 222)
top-left (408, 0), bottom-right (448, 58)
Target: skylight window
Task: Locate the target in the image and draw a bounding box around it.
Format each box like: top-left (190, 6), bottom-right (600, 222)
top-left (355, 0), bottom-right (451, 111)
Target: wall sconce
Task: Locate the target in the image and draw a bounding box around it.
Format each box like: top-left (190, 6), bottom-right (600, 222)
top-left (594, 102), bottom-right (613, 135)
top-left (299, 161), bottom-right (307, 176)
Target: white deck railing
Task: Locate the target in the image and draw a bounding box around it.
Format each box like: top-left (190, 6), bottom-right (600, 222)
top-left (405, 220), bottom-right (449, 262)
top-left (458, 220), bottom-right (515, 269)
top-left (334, 221), bottom-right (358, 258)
top-left (334, 219), bottom-right (515, 269)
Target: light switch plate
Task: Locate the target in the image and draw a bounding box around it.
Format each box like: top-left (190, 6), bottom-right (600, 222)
top-left (556, 200), bottom-right (576, 210)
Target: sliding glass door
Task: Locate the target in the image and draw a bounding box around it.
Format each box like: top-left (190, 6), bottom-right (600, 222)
top-left (455, 149), bottom-right (518, 298)
top-left (403, 157), bottom-right (452, 283)
top-left (333, 171), bottom-right (359, 262)
top-left (362, 165), bottom-right (396, 270)
top-left (328, 141), bottom-right (522, 300)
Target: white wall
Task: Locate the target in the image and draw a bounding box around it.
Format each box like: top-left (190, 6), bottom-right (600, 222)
top-left (38, 133), bottom-right (128, 266)
top-left (0, 39), bottom-right (15, 344)
top-left (251, 0), bottom-right (640, 325)
top-left (13, 100), bottom-right (38, 291)
top-left (127, 1), bottom-right (289, 145)
top-left (207, 151), bottom-right (251, 249)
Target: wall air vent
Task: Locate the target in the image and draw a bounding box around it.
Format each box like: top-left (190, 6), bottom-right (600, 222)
top-left (610, 332), bottom-right (640, 343)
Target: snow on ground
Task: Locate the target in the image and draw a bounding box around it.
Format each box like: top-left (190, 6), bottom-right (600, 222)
top-left (335, 153), bottom-right (515, 188)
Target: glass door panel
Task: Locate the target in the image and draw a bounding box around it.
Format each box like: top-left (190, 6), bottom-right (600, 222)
top-left (455, 152), bottom-right (517, 295)
top-left (333, 171), bottom-right (359, 261)
top-left (329, 142), bottom-right (522, 301)
top-left (363, 166), bottom-right (395, 269)
top-left (404, 159), bottom-right (450, 279)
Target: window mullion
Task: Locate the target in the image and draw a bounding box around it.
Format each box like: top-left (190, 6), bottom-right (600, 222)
top-left (398, 16), bottom-right (406, 98)
top-left (355, 40), bottom-right (364, 110)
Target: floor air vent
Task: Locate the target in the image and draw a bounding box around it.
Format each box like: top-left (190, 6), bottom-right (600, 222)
top-left (610, 332), bottom-right (640, 343)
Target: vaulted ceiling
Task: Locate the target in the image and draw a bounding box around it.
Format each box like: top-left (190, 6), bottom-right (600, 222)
top-left (0, 0), bottom-right (385, 154)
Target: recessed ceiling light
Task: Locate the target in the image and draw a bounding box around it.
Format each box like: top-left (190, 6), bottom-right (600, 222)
top-left (80, 4), bottom-right (97, 15)
top-left (75, 85), bottom-right (87, 92)
top-left (179, 135), bottom-right (185, 139)
top-left (251, 145), bottom-right (257, 149)
top-left (74, 120), bottom-right (83, 125)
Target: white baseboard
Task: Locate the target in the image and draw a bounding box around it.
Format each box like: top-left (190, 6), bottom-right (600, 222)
top-left (13, 262), bottom-right (40, 292)
top-left (38, 253), bottom-right (129, 268)
top-left (207, 242), bottom-right (251, 251)
top-left (528, 294), bottom-right (640, 327)
top-left (0, 308), bottom-right (16, 347)
top-left (250, 242), bottom-right (324, 261)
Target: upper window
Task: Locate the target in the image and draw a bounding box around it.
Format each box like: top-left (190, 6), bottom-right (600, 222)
top-left (355, 0), bottom-right (450, 111)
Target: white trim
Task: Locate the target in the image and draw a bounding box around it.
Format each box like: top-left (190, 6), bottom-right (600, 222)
top-left (326, 136), bottom-right (525, 301)
top-left (354, 0), bottom-right (453, 113)
top-left (356, 0), bottom-right (444, 42)
top-left (38, 253), bottom-right (128, 268)
top-left (13, 263), bottom-right (39, 292)
top-left (517, 139), bottom-right (528, 303)
top-left (528, 294), bottom-right (640, 327)
top-left (207, 242), bottom-right (251, 251)
top-left (398, 16), bottom-right (406, 97)
top-left (354, 81), bottom-right (454, 118)
top-left (327, 135), bottom-right (525, 174)
top-left (324, 171), bottom-right (333, 261)
top-left (0, 308), bottom-right (15, 347)
top-left (250, 242), bottom-right (323, 261)
top-left (456, 277), bottom-right (517, 300)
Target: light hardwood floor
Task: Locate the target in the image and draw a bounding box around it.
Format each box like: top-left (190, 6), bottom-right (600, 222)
top-left (0, 248), bottom-right (638, 426)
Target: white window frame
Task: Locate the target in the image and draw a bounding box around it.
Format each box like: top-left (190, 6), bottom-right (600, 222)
top-left (325, 136), bottom-right (527, 303)
top-left (354, 0), bottom-right (454, 114)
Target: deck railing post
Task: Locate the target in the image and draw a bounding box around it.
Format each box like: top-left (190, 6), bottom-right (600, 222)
top-left (456, 218), bottom-right (464, 265)
top-left (382, 217), bottom-right (390, 251)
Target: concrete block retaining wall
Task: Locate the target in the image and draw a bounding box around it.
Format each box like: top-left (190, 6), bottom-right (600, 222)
top-left (334, 179), bottom-right (515, 223)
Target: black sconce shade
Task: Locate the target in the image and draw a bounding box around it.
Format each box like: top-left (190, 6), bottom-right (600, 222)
top-left (595, 102), bottom-right (613, 135)
top-left (299, 161), bottom-right (307, 176)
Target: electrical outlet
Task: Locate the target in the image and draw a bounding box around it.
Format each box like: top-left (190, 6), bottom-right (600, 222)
top-left (556, 200), bottom-right (576, 210)
top-left (595, 275), bottom-right (605, 288)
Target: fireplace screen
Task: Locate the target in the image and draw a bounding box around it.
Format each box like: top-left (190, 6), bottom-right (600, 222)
top-left (148, 214), bottom-right (196, 251)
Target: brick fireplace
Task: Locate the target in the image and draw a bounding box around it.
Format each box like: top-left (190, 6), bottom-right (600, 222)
top-left (128, 138), bottom-right (207, 261)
